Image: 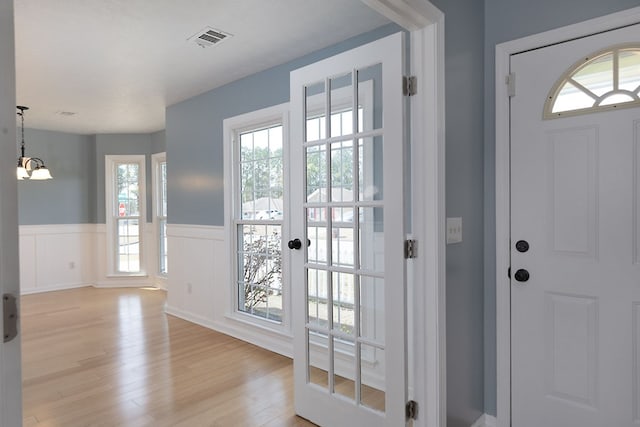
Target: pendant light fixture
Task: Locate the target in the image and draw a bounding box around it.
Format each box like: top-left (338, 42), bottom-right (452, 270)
top-left (16, 106), bottom-right (52, 180)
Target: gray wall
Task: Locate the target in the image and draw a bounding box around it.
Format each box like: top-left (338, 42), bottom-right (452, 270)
top-left (18, 130), bottom-right (163, 226)
top-left (482, 0), bottom-right (639, 416)
top-left (166, 23), bottom-right (403, 226)
top-left (428, 0), bottom-right (486, 426)
top-left (151, 130), bottom-right (166, 154)
top-left (95, 133), bottom-right (154, 223)
top-left (18, 129), bottom-right (96, 225)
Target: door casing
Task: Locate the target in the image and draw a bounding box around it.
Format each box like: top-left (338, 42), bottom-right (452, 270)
top-left (0, 0), bottom-right (22, 425)
top-left (495, 6), bottom-right (640, 427)
top-left (358, 2), bottom-right (447, 426)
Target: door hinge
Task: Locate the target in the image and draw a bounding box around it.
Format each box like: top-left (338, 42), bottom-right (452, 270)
top-left (404, 239), bottom-right (417, 259)
top-left (506, 72), bottom-right (516, 97)
top-left (3, 294), bottom-right (17, 343)
top-left (403, 76), bottom-right (417, 96)
top-left (406, 400), bottom-right (418, 420)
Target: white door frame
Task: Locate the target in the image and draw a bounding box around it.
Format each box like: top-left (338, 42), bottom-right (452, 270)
top-left (361, 2), bottom-right (446, 426)
top-left (0, 0), bottom-right (22, 425)
top-left (495, 6), bottom-right (640, 427)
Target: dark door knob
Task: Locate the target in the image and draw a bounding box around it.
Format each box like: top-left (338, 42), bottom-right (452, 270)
top-left (288, 238), bottom-right (302, 250)
top-left (515, 240), bottom-right (529, 253)
top-left (514, 269), bottom-right (530, 282)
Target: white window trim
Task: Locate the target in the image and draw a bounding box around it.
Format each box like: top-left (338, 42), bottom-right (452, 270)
top-left (224, 102), bottom-right (291, 335)
top-left (105, 154), bottom-right (147, 277)
top-left (152, 152), bottom-right (167, 279)
top-left (544, 43), bottom-right (640, 119)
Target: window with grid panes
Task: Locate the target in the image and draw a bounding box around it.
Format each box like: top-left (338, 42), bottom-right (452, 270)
top-left (154, 154), bottom-right (168, 275)
top-left (235, 124), bottom-right (285, 322)
top-left (106, 155), bottom-right (146, 275)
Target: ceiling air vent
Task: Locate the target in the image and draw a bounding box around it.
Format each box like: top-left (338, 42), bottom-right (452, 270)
top-left (188, 27), bottom-right (232, 48)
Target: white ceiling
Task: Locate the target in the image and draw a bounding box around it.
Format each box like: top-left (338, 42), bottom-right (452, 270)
top-left (14, 0), bottom-right (390, 135)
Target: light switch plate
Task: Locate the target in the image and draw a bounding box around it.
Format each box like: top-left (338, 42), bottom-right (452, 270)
top-left (446, 217), bottom-right (462, 244)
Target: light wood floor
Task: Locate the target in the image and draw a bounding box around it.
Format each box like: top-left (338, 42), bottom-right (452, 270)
top-left (21, 287), bottom-right (316, 427)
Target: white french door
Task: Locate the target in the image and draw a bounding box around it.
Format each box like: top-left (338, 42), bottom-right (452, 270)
top-left (0, 0), bottom-right (23, 424)
top-left (510, 23), bottom-right (640, 426)
top-left (290, 32), bottom-right (407, 426)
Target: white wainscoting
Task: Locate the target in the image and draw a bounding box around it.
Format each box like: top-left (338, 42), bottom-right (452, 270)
top-left (19, 224), bottom-right (96, 294)
top-left (20, 223), bottom-right (158, 294)
top-left (165, 224), bottom-right (294, 358)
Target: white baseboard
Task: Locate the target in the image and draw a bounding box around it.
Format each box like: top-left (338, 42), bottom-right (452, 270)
top-left (210, 318), bottom-right (292, 358)
top-left (165, 305), bottom-right (217, 329)
top-left (20, 282), bottom-right (89, 295)
top-left (164, 305), bottom-right (293, 359)
top-left (164, 305), bottom-right (386, 390)
top-left (21, 282), bottom-right (165, 296)
top-left (471, 414), bottom-right (497, 427)
top-left (154, 276), bottom-right (168, 290)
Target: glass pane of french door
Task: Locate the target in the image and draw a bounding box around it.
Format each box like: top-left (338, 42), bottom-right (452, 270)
top-left (291, 31), bottom-right (405, 427)
top-left (304, 136), bottom-right (386, 411)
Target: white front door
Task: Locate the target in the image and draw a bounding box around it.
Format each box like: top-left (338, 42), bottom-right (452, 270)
top-left (0, 0), bottom-right (23, 425)
top-left (511, 23), bottom-right (640, 426)
top-left (290, 32), bottom-right (407, 426)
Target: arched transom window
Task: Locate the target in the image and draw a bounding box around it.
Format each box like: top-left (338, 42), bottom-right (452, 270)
top-left (544, 45), bottom-right (640, 119)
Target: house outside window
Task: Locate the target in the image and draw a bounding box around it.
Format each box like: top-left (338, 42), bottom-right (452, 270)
top-left (236, 123), bottom-right (285, 322)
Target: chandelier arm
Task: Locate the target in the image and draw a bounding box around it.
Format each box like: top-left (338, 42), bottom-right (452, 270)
top-left (23, 157), bottom-right (45, 169)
